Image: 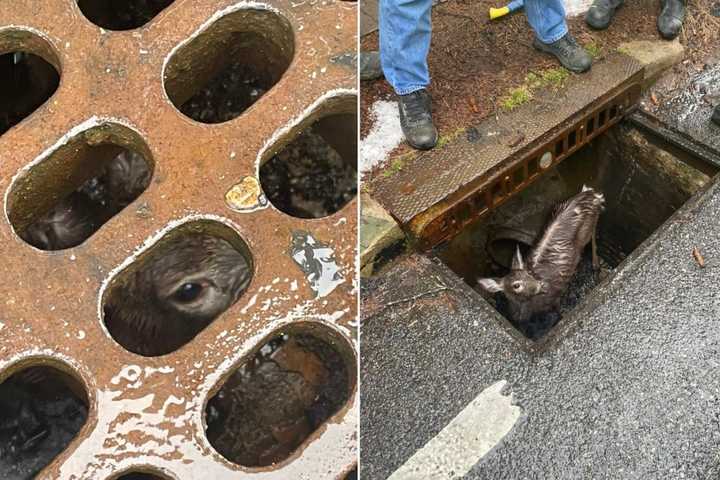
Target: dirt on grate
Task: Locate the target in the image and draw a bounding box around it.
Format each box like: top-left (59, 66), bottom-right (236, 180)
top-left (360, 0), bottom-right (720, 179)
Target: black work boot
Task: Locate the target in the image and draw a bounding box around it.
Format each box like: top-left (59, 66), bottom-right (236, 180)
top-left (360, 51), bottom-right (383, 81)
top-left (398, 89), bottom-right (438, 150)
top-left (533, 34), bottom-right (592, 73)
top-left (586, 0), bottom-right (624, 29)
top-left (712, 105), bottom-right (720, 126)
top-left (657, 0), bottom-right (686, 39)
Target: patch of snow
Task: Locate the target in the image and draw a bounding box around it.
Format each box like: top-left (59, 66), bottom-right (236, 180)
top-left (564, 0), bottom-right (592, 17)
top-left (360, 100), bottom-right (404, 174)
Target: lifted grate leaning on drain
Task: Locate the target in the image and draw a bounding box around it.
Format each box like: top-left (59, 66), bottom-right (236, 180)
top-left (0, 0), bottom-right (357, 479)
top-left (420, 84), bottom-right (640, 250)
top-left (365, 53), bottom-right (644, 252)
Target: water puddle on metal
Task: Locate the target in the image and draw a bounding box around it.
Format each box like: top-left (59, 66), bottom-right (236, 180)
top-left (77, 0), bottom-right (175, 30)
top-left (0, 51), bottom-right (59, 137)
top-left (290, 230), bottom-right (344, 298)
top-left (435, 122), bottom-right (718, 340)
top-left (0, 366), bottom-right (88, 480)
top-left (205, 327), bottom-right (354, 467)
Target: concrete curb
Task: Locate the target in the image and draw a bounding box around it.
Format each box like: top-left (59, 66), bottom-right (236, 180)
top-left (618, 39), bottom-right (684, 90)
top-left (360, 192), bottom-right (405, 277)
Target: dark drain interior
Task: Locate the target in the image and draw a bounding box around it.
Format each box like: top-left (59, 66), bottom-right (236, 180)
top-left (7, 123), bottom-right (153, 251)
top-left (0, 51), bottom-right (59, 137)
top-left (260, 110), bottom-right (358, 218)
top-left (77, 0), bottom-right (175, 30)
top-left (103, 221), bottom-right (253, 357)
top-left (0, 365), bottom-right (88, 479)
top-left (436, 122), bottom-right (717, 340)
top-left (163, 9), bottom-right (294, 124)
top-left (115, 472), bottom-right (166, 480)
top-left (205, 326), bottom-right (354, 467)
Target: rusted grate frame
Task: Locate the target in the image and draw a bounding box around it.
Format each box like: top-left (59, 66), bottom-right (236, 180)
top-left (0, 0), bottom-right (357, 479)
top-left (414, 82), bottom-right (642, 251)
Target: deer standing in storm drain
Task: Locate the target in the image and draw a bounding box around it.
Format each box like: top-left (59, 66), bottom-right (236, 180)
top-left (478, 186), bottom-right (605, 323)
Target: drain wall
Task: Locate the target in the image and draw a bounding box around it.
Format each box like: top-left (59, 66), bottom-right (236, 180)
top-left (436, 123), bottom-right (715, 341)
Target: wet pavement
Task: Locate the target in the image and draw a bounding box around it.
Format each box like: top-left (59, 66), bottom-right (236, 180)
top-left (362, 49), bottom-right (720, 480)
top-left (361, 177), bottom-right (720, 478)
top-left (646, 59), bottom-right (720, 154)
top-left (361, 168), bottom-right (720, 479)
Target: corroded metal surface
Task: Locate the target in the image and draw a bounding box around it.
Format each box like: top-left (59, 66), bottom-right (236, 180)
top-left (0, 0), bottom-right (357, 478)
top-left (367, 54), bottom-right (643, 248)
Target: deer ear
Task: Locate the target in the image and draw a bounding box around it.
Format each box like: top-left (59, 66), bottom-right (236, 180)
top-left (511, 245), bottom-right (525, 270)
top-left (478, 278), bottom-right (503, 293)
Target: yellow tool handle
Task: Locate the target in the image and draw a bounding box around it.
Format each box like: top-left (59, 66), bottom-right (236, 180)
top-left (489, 6), bottom-right (510, 19)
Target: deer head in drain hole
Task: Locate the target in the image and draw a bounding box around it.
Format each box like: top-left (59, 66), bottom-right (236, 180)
top-left (104, 233), bottom-right (252, 356)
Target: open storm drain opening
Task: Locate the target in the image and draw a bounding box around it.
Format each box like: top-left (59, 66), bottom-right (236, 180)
top-left (77, 0), bottom-right (175, 31)
top-left (0, 34), bottom-right (61, 137)
top-left (205, 323), bottom-right (356, 468)
top-left (114, 470), bottom-right (171, 480)
top-left (0, 363), bottom-right (89, 479)
top-left (259, 95), bottom-right (358, 219)
top-left (436, 122), bottom-right (718, 341)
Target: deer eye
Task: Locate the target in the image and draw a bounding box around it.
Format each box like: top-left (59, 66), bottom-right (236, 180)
top-left (173, 283), bottom-right (204, 303)
top-left (512, 282), bottom-right (522, 291)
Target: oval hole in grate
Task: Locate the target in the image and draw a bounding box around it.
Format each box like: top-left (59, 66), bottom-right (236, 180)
top-left (77, 0), bottom-right (175, 31)
top-left (113, 469), bottom-right (173, 480)
top-left (7, 121), bottom-right (154, 251)
top-left (164, 7), bottom-right (294, 124)
top-left (0, 362), bottom-right (89, 478)
top-left (204, 322), bottom-right (356, 467)
top-left (102, 220), bottom-right (254, 357)
top-left (0, 30), bottom-right (61, 137)
top-left (259, 94), bottom-right (357, 219)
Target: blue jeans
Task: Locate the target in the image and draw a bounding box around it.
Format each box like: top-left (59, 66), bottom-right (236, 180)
top-left (379, 0), bottom-right (568, 95)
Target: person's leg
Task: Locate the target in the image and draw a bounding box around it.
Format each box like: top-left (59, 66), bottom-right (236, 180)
top-left (525, 0), bottom-right (567, 45)
top-left (712, 104), bottom-right (720, 126)
top-left (585, 0), bottom-right (624, 30)
top-left (525, 0), bottom-right (592, 73)
top-left (657, 0), bottom-right (686, 39)
top-left (379, 0), bottom-right (432, 95)
top-left (379, 0), bottom-right (438, 150)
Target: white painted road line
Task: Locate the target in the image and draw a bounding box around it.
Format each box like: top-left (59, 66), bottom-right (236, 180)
top-left (387, 380), bottom-right (522, 480)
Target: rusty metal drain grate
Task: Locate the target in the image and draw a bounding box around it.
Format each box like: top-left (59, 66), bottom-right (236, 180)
top-left (367, 54), bottom-right (643, 250)
top-left (0, 0), bottom-right (357, 478)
